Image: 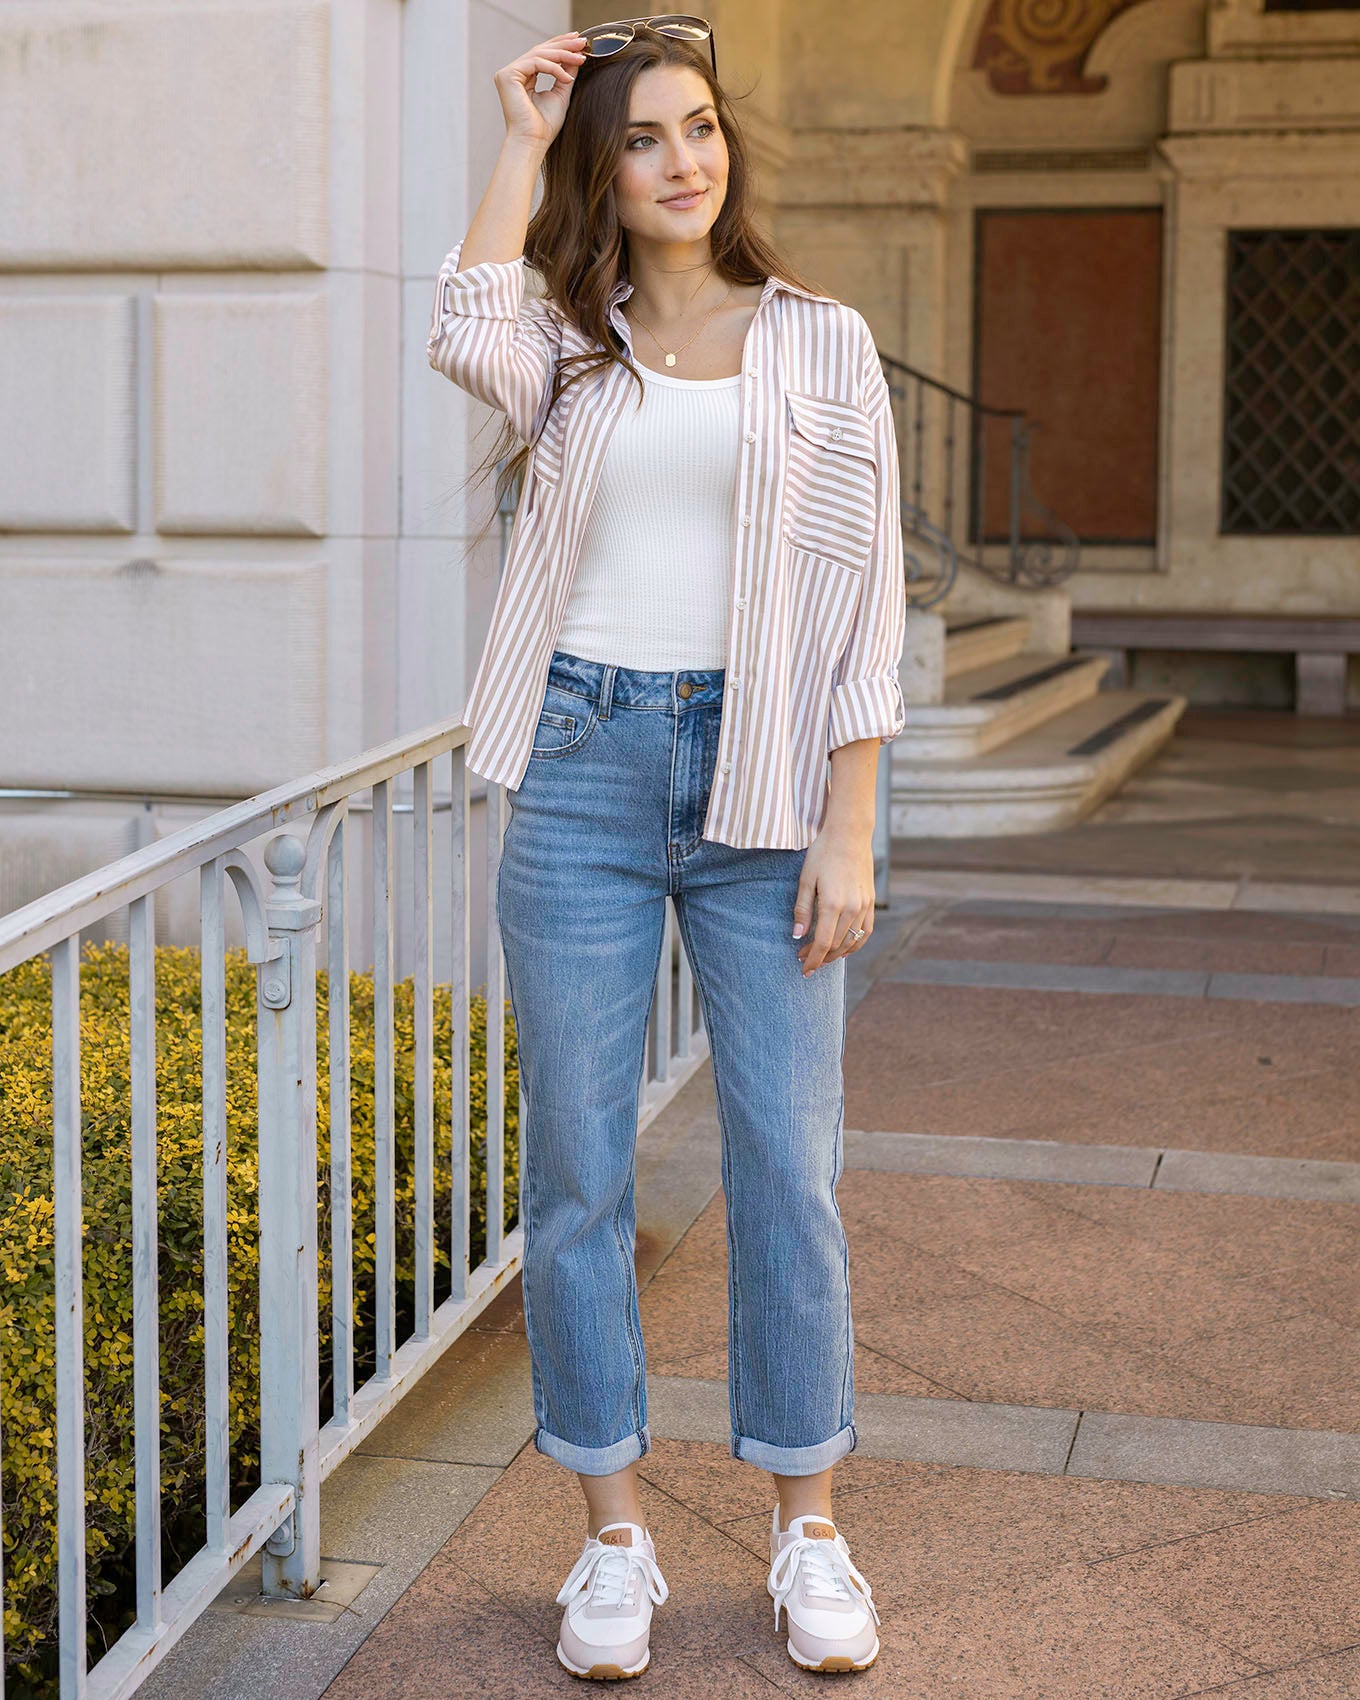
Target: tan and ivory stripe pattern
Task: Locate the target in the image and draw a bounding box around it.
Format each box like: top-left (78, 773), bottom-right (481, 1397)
top-left (427, 239), bottom-right (906, 851)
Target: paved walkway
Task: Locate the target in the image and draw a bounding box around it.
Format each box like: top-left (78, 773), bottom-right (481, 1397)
top-left (144, 712), bottom-right (1360, 1700)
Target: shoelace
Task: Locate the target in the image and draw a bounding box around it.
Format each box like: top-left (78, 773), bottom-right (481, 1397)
top-left (555, 1537), bottom-right (671, 1612)
top-left (768, 1533), bottom-right (882, 1631)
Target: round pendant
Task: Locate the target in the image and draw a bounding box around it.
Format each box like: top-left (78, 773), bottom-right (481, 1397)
top-left (665, 353), bottom-right (677, 367)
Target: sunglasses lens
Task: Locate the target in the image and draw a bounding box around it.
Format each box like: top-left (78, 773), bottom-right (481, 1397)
top-left (582, 27), bottom-right (632, 55)
top-left (650, 15), bottom-right (711, 42)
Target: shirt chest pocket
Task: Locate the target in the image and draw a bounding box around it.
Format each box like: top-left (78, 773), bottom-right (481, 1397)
top-left (782, 390), bottom-right (879, 572)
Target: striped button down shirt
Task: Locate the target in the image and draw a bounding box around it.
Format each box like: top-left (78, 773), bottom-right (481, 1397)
top-left (427, 238), bottom-right (906, 850)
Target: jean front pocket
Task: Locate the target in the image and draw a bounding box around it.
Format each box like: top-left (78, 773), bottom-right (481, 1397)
top-left (527, 684), bottom-right (600, 761)
top-left (530, 708), bottom-right (577, 757)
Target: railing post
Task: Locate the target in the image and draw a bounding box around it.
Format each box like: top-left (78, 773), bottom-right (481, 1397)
top-left (257, 832), bottom-right (324, 1598)
top-left (1008, 416), bottom-right (1025, 583)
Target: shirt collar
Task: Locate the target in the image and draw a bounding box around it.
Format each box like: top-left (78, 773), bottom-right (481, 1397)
top-left (605, 270), bottom-right (838, 346)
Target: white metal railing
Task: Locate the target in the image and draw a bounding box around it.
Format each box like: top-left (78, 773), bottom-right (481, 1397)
top-left (0, 715), bottom-right (711, 1700)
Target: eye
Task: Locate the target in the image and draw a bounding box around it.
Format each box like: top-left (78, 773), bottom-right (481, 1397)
top-left (627, 120), bottom-right (717, 150)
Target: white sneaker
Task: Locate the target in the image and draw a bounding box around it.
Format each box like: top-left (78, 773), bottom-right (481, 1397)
top-left (767, 1508), bottom-right (881, 1672)
top-left (555, 1520), bottom-right (670, 1680)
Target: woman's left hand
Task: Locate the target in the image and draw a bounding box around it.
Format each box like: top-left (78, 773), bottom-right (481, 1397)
top-left (792, 821), bottom-right (875, 975)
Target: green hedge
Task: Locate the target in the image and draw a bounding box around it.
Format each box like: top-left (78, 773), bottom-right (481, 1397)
top-left (0, 940), bottom-right (518, 1696)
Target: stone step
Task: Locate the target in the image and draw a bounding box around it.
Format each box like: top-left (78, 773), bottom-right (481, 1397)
top-left (891, 689), bottom-right (1187, 837)
top-left (899, 651), bottom-right (1110, 761)
top-left (944, 614), bottom-right (1032, 678)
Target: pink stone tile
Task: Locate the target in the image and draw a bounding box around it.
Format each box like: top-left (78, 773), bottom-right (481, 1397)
top-left (852, 1286), bottom-right (1286, 1427)
top-left (634, 1657), bottom-right (801, 1695)
top-left (1193, 1649), bottom-right (1360, 1699)
top-left (846, 983), bottom-right (1219, 1091)
top-left (321, 1555), bottom-right (564, 1699)
top-left (1324, 942), bottom-right (1360, 978)
top-left (647, 1341), bottom-right (938, 1398)
top-left (642, 1185), bottom-right (994, 1384)
top-left (1096, 1500), bottom-right (1360, 1666)
top-left (638, 1197), bottom-right (729, 1362)
top-left (913, 920), bottom-right (1116, 966)
top-left (1251, 1258), bottom-right (1360, 1334)
top-left (1108, 911), bottom-right (1353, 952)
top-left (845, 1228), bottom-right (995, 1309)
top-left (836, 1169), bottom-right (1099, 1264)
top-left (833, 1172), bottom-right (1352, 1425)
top-left (745, 1559), bottom-right (1256, 1698)
top-left (1109, 910), bottom-right (1357, 944)
top-left (1107, 936), bottom-right (1327, 975)
top-left (949, 1209), bottom-right (1302, 1358)
top-left (1162, 1311), bottom-right (1360, 1431)
top-left (636, 1436), bottom-right (929, 1527)
top-left (639, 1287), bottom-right (728, 1367)
top-left (426, 1446), bottom-right (775, 1662)
top-left (851, 1343), bottom-right (943, 1396)
top-left (846, 983), bottom-right (1360, 1159)
top-left (324, 1430), bottom-right (1353, 1700)
top-left (1023, 1185), bottom-right (1360, 1326)
top-left (650, 1343), bottom-right (731, 1377)
top-left (720, 1466), bottom-right (1292, 1604)
top-left (912, 910), bottom-right (1354, 978)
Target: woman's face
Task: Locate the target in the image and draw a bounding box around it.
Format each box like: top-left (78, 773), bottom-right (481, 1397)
top-left (613, 64), bottom-right (729, 245)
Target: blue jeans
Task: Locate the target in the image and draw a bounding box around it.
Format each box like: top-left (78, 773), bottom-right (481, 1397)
top-left (495, 648), bottom-right (857, 1477)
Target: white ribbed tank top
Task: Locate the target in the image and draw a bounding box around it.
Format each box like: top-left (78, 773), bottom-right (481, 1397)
top-left (553, 363), bottom-right (742, 670)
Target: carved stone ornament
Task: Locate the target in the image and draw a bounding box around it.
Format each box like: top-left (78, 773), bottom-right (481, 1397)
top-left (971, 0), bottom-right (1157, 95)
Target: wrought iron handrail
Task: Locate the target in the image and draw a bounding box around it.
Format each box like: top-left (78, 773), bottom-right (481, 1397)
top-left (878, 352), bottom-right (1081, 609)
top-left (1, 718), bottom-right (710, 1699)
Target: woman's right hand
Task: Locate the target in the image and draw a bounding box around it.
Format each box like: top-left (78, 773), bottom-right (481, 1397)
top-left (494, 31), bottom-right (589, 152)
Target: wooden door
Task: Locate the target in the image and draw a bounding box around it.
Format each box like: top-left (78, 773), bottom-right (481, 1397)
top-left (973, 207), bottom-right (1163, 547)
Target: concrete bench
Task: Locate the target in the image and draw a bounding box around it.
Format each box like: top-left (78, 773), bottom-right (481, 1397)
top-left (1069, 611), bottom-right (1360, 717)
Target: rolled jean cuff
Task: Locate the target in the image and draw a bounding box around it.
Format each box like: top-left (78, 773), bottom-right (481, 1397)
top-left (731, 1421), bottom-right (857, 1476)
top-left (535, 1422), bottom-right (651, 1476)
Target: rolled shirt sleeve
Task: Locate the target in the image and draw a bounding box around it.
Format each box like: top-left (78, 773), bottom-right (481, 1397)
top-left (826, 319), bottom-right (907, 751)
top-left (425, 238), bottom-right (559, 445)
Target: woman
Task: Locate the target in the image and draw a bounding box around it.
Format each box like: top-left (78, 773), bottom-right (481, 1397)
top-left (426, 14), bottom-right (904, 1681)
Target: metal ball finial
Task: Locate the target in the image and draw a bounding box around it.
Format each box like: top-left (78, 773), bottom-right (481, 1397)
top-left (264, 832), bottom-right (306, 880)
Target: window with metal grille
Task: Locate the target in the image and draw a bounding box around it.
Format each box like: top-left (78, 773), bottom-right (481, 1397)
top-left (1221, 228), bottom-right (1360, 535)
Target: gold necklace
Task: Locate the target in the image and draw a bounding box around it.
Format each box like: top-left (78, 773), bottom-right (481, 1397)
top-left (627, 274), bottom-right (735, 368)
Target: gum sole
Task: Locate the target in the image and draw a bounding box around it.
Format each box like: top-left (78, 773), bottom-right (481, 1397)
top-left (787, 1636), bottom-right (880, 1673)
top-left (556, 1644), bottom-right (649, 1681)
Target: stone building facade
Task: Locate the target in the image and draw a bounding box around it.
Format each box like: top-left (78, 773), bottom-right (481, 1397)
top-left (0, 0), bottom-right (1355, 915)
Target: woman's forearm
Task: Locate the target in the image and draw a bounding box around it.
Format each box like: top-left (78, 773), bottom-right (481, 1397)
top-left (458, 136), bottom-right (550, 270)
top-left (824, 737), bottom-right (880, 838)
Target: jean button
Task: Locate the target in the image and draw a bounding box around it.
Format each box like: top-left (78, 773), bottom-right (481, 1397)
top-left (678, 681), bottom-right (693, 699)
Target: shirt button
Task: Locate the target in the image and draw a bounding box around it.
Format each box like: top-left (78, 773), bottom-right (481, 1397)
top-left (747, 366), bottom-right (758, 376)
top-left (731, 678), bottom-right (742, 689)
top-left (735, 597), bottom-right (747, 609)
top-left (721, 762), bottom-right (732, 774)
top-left (741, 514), bottom-right (751, 526)
top-left (831, 426), bottom-right (843, 440)
top-left (743, 431), bottom-right (755, 444)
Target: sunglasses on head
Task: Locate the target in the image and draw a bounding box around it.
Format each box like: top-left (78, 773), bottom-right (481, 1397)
top-left (579, 14), bottom-right (716, 76)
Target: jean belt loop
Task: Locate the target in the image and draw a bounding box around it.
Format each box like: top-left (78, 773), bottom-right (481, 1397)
top-left (599, 662), bottom-right (616, 721)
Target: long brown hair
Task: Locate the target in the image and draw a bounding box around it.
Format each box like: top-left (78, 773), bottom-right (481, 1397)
top-left (449, 32), bottom-right (827, 564)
